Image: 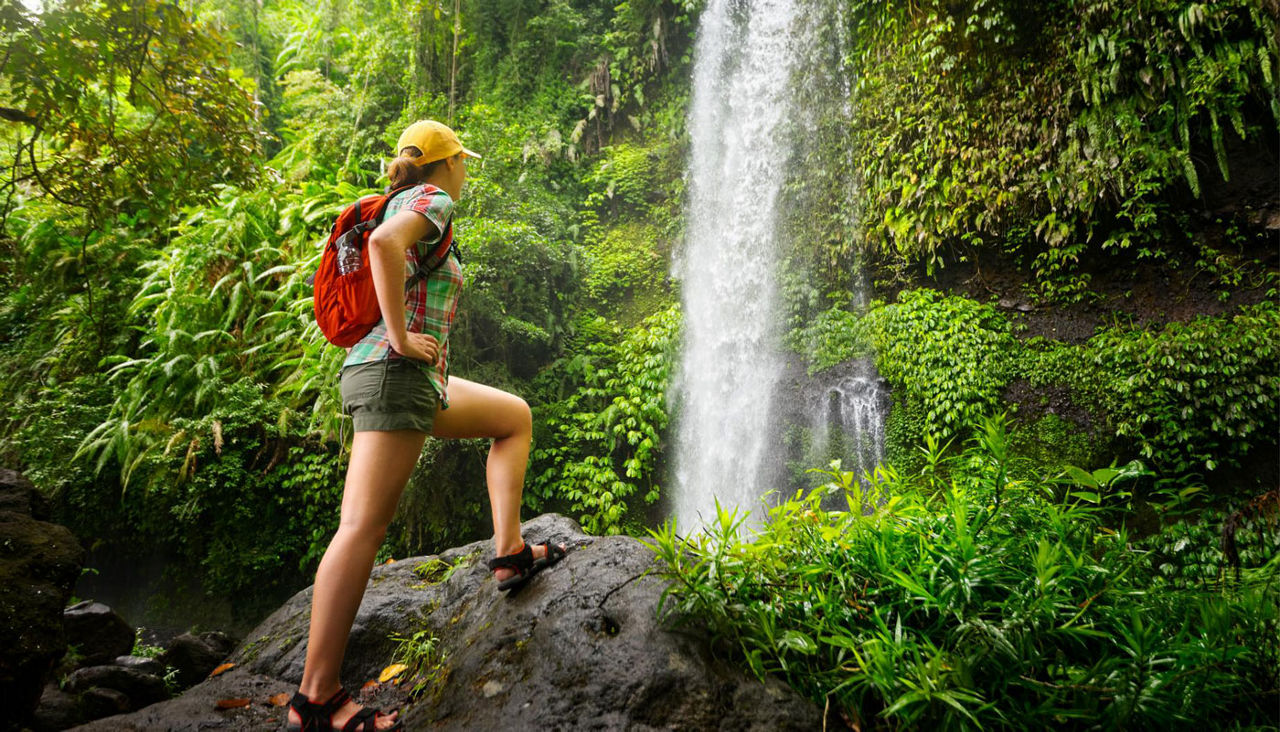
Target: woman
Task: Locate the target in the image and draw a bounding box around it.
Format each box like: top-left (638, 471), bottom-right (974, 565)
top-left (287, 120), bottom-right (566, 732)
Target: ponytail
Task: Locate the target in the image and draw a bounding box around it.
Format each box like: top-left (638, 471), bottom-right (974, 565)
top-left (388, 153), bottom-right (428, 189)
top-left (388, 145), bottom-right (452, 189)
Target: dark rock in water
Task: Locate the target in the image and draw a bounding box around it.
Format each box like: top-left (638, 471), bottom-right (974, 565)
top-left (65, 664), bottom-right (170, 707)
top-left (79, 687), bottom-right (133, 719)
top-left (160, 631), bottom-right (237, 688)
top-left (31, 683), bottom-right (86, 732)
top-left (70, 514), bottom-right (824, 731)
top-left (63, 600), bottom-right (137, 666)
top-left (115, 654), bottom-right (166, 677)
top-left (0, 468), bottom-right (85, 731)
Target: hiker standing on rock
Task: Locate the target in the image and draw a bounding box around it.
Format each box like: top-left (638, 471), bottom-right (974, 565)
top-left (287, 120), bottom-right (567, 731)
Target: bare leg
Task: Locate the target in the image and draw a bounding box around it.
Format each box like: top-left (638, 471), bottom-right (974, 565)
top-left (432, 377), bottom-right (555, 577)
top-left (291, 429), bottom-right (426, 730)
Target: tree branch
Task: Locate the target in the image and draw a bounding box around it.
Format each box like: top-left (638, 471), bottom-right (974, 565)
top-left (26, 129), bottom-right (83, 209)
top-left (0, 107), bottom-right (38, 124)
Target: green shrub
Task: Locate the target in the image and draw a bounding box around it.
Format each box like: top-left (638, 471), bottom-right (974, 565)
top-left (802, 290), bottom-right (1278, 479)
top-left (130, 381), bottom-right (344, 604)
top-left (452, 214), bottom-right (582, 378)
top-left (1019, 302), bottom-right (1280, 475)
top-left (799, 289), bottom-right (1019, 444)
top-left (583, 221), bottom-right (673, 324)
top-left (1005, 413), bottom-right (1103, 475)
top-left (530, 305), bottom-right (679, 534)
top-left (1141, 500), bottom-right (1280, 591)
top-left (1083, 304), bottom-right (1280, 474)
top-left (648, 417), bottom-right (1280, 729)
top-left (384, 437), bottom-right (491, 559)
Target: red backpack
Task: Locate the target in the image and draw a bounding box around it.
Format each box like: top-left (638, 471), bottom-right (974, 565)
top-left (312, 184), bottom-right (456, 347)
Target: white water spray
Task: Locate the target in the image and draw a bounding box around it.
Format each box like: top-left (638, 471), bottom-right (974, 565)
top-left (671, 0), bottom-right (805, 531)
top-left (810, 365), bottom-right (887, 495)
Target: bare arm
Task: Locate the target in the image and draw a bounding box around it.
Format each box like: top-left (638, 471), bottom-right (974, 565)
top-left (367, 210), bottom-right (441, 364)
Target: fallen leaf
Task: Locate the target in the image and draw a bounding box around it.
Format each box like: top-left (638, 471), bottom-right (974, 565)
top-left (378, 663), bottom-right (408, 683)
top-left (209, 662), bottom-right (235, 678)
top-left (216, 698), bottom-right (251, 709)
top-left (268, 692), bottom-right (290, 707)
top-left (361, 680), bottom-right (380, 691)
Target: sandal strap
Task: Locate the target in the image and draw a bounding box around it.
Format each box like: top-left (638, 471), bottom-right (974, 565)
top-left (486, 542), bottom-right (532, 573)
top-left (320, 688), bottom-right (351, 717)
top-left (289, 687), bottom-right (352, 730)
top-left (342, 705), bottom-right (380, 732)
top-left (537, 541), bottom-right (567, 563)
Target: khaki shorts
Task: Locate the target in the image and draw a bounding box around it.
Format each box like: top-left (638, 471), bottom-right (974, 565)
top-left (340, 359), bottom-right (439, 433)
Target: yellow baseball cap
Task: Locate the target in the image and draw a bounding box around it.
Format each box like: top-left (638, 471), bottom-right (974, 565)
top-left (395, 120), bottom-right (482, 165)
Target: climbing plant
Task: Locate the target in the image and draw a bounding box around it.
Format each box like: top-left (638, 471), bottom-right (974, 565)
top-left (842, 0), bottom-right (1278, 296)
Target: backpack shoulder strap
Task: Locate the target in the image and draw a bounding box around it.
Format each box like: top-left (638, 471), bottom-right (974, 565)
top-left (373, 185), bottom-right (419, 225)
top-left (405, 220), bottom-right (456, 291)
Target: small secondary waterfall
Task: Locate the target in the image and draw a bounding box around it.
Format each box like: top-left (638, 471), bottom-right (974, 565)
top-left (671, 0), bottom-right (804, 530)
top-left (808, 362), bottom-right (888, 505)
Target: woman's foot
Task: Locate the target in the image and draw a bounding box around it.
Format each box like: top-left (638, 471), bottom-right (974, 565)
top-left (287, 687), bottom-right (400, 731)
top-left (490, 541), bottom-right (568, 588)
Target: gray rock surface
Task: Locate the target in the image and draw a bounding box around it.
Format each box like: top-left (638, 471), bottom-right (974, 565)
top-left (79, 687), bottom-right (133, 719)
top-left (63, 600), bottom-right (136, 665)
top-left (0, 468), bottom-right (85, 731)
top-left (71, 514), bottom-right (824, 731)
top-left (73, 669), bottom-right (295, 731)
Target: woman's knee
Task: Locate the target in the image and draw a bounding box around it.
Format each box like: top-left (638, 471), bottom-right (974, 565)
top-left (334, 517), bottom-right (389, 549)
top-left (510, 396), bottom-right (532, 436)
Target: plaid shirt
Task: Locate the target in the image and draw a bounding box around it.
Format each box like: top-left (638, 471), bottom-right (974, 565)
top-left (343, 185), bottom-right (462, 407)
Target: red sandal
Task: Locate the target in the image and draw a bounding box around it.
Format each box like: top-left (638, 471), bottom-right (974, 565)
top-left (286, 687), bottom-right (402, 732)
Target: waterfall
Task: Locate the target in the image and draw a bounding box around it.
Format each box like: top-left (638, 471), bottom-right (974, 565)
top-left (672, 0), bottom-right (885, 531)
top-left (671, 0), bottom-right (804, 531)
top-left (808, 361), bottom-right (888, 509)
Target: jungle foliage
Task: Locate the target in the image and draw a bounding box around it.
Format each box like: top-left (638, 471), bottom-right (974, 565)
top-left (0, 0), bottom-right (697, 609)
top-left (851, 0), bottom-right (1276, 279)
top-left (799, 289), bottom-right (1280, 480)
top-left (780, 0), bottom-right (1279, 303)
top-left (0, 1), bottom-right (1275, 709)
top-left (651, 418), bottom-right (1280, 729)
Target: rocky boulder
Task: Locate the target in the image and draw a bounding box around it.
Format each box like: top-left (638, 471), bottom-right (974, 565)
top-left (63, 600), bottom-right (136, 666)
top-left (30, 683), bottom-right (84, 732)
top-left (65, 664), bottom-right (170, 708)
top-left (75, 514), bottom-right (824, 730)
top-left (159, 631), bottom-right (236, 688)
top-left (114, 655), bottom-right (166, 677)
top-left (0, 468), bottom-right (85, 731)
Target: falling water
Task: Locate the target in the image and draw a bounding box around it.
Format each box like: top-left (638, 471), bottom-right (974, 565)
top-left (671, 0), bottom-right (805, 531)
top-left (808, 361), bottom-right (888, 507)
